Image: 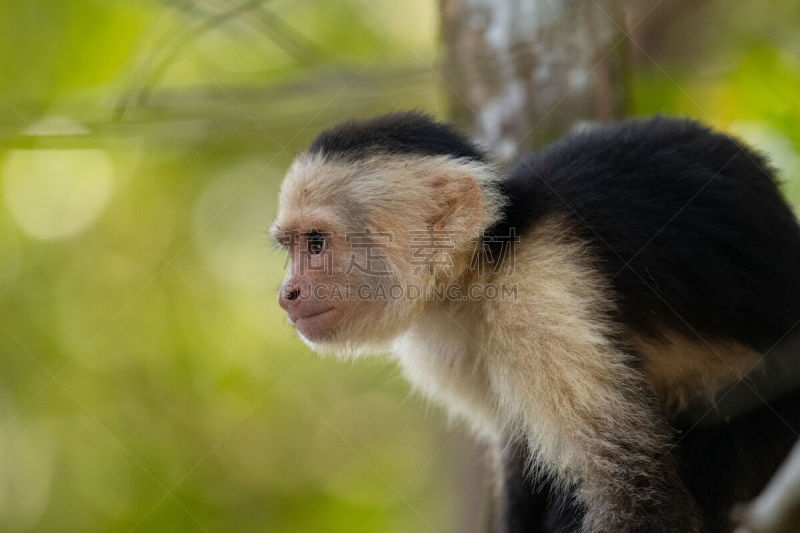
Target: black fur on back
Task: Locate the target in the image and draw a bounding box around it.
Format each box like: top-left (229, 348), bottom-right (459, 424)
top-left (488, 116), bottom-right (800, 352)
top-left (308, 111), bottom-right (488, 163)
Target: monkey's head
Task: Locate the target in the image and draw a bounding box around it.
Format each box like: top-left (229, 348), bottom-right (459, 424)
top-left (271, 112), bottom-right (504, 355)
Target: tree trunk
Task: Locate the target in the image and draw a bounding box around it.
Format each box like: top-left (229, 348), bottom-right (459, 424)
top-left (439, 0), bottom-right (628, 165)
top-left (438, 1), bottom-right (630, 531)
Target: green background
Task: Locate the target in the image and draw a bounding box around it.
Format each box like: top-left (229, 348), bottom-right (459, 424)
top-left (0, 1), bottom-right (799, 531)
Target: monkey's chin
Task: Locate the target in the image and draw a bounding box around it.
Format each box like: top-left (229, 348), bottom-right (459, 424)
top-left (292, 307), bottom-right (339, 343)
top-left (302, 336), bottom-right (389, 359)
top-left (297, 319), bottom-right (396, 359)
top-left (292, 305), bottom-right (412, 358)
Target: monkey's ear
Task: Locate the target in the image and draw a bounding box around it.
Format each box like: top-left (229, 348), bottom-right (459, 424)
top-left (429, 172), bottom-right (484, 238)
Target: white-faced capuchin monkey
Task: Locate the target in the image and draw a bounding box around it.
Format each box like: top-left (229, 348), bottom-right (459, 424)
top-left (271, 112), bottom-right (800, 533)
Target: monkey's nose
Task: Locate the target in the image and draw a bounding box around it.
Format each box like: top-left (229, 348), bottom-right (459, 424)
top-left (278, 286), bottom-right (301, 310)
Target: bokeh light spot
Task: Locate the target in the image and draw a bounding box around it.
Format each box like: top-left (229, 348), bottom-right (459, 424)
top-left (3, 149), bottom-right (114, 240)
top-left (192, 159), bottom-right (282, 289)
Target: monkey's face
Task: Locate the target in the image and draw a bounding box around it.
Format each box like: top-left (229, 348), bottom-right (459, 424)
top-left (272, 151), bottom-right (501, 354)
top-left (272, 212), bottom-right (413, 351)
top-left (271, 155), bottom-right (418, 351)
top-left (274, 222), bottom-right (348, 343)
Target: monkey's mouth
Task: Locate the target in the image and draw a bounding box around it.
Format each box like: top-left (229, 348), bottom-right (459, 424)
top-left (290, 307), bottom-right (336, 324)
top-left (291, 307), bottom-right (339, 341)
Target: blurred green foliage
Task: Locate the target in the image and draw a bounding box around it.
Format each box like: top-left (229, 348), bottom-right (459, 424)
top-left (0, 1), bottom-right (799, 532)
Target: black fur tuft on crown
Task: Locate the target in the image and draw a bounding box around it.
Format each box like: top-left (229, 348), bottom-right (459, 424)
top-left (308, 111), bottom-right (487, 163)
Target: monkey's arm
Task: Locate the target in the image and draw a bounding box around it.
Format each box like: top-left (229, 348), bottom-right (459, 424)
top-left (490, 436), bottom-right (581, 533)
top-left (487, 330), bottom-right (697, 531)
top-left (484, 219), bottom-right (700, 532)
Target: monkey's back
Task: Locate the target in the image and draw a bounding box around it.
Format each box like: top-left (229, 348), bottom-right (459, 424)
top-left (495, 117), bottom-right (800, 352)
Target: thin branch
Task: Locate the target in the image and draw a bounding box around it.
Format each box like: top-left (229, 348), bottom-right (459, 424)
top-left (734, 439), bottom-right (800, 533)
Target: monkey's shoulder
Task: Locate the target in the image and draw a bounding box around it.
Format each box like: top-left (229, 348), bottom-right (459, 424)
top-left (491, 116), bottom-right (800, 351)
top-left (493, 115), bottom-right (791, 246)
top-left (500, 116), bottom-right (778, 227)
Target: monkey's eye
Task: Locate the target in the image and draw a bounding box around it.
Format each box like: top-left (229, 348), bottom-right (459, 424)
top-left (307, 230), bottom-right (325, 255)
